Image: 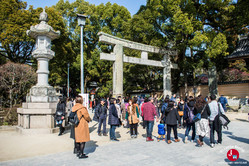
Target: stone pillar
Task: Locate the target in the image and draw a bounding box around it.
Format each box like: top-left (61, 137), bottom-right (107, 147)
top-left (17, 9), bottom-right (61, 134)
top-left (163, 55), bottom-right (172, 98)
top-left (113, 62), bottom-right (116, 96)
top-left (113, 44), bottom-right (123, 98)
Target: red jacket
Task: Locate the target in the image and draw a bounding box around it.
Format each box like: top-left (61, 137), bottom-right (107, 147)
top-left (142, 102), bottom-right (157, 121)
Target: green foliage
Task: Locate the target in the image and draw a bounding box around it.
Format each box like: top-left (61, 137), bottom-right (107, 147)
top-left (205, 32), bottom-right (228, 59)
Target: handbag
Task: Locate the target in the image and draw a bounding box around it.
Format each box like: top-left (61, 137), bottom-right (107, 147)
top-left (218, 103), bottom-right (230, 129)
top-left (178, 111), bottom-right (184, 116)
top-left (193, 105), bottom-right (206, 122)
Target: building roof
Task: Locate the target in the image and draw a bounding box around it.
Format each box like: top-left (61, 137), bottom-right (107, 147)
top-left (228, 35), bottom-right (249, 60)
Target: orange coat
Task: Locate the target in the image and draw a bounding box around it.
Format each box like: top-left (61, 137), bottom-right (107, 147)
top-left (127, 105), bottom-right (139, 124)
top-left (72, 103), bottom-right (91, 143)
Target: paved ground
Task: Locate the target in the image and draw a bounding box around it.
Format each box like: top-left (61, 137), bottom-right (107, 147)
top-left (0, 120), bottom-right (249, 166)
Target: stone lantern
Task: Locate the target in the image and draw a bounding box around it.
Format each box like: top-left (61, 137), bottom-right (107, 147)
top-left (26, 8), bottom-right (60, 102)
top-left (17, 9), bottom-right (61, 134)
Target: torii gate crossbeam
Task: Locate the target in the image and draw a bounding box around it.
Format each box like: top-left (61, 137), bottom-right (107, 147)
top-left (98, 32), bottom-right (178, 98)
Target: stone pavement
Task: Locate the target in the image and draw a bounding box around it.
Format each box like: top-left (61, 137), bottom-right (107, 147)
top-left (0, 120), bottom-right (249, 166)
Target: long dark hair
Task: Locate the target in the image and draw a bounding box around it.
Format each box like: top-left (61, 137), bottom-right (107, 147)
top-left (194, 96), bottom-right (207, 109)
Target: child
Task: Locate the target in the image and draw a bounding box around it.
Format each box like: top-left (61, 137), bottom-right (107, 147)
top-left (157, 120), bottom-right (166, 142)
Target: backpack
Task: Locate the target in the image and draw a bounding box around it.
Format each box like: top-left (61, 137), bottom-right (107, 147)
top-left (69, 111), bottom-right (83, 126)
top-left (186, 105), bottom-right (195, 123)
top-left (161, 103), bottom-right (168, 114)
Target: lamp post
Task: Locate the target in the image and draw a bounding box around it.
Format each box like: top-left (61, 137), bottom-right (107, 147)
top-left (67, 63), bottom-right (70, 98)
top-left (77, 14), bottom-right (87, 94)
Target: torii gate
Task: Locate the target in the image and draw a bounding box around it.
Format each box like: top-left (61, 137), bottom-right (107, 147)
top-left (98, 32), bottom-right (178, 98)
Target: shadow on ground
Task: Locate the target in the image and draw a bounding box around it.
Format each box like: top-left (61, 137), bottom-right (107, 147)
top-left (223, 130), bottom-right (249, 144)
top-left (85, 140), bottom-right (98, 154)
top-left (235, 118), bottom-right (249, 123)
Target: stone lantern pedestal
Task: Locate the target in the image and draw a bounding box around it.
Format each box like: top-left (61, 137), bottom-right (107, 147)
top-left (17, 9), bottom-right (61, 134)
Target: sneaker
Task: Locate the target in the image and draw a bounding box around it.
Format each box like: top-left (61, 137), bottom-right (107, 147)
top-left (113, 139), bottom-right (119, 141)
top-left (210, 143), bottom-right (215, 148)
top-left (98, 133), bottom-right (102, 136)
top-left (134, 135), bottom-right (137, 138)
top-left (184, 136), bottom-right (188, 143)
top-left (103, 133), bottom-right (108, 136)
top-left (175, 139), bottom-right (180, 142)
top-left (147, 137), bottom-right (154, 141)
top-left (131, 135), bottom-right (134, 138)
top-left (167, 140), bottom-right (172, 144)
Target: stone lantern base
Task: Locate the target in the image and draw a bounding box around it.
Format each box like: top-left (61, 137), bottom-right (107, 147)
top-left (16, 85), bottom-right (60, 134)
top-left (17, 102), bottom-right (58, 134)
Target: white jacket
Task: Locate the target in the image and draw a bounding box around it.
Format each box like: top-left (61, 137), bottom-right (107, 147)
top-left (208, 100), bottom-right (225, 121)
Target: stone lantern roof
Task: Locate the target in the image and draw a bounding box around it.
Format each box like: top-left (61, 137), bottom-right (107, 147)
top-left (228, 34), bottom-right (249, 60)
top-left (27, 8), bottom-right (60, 40)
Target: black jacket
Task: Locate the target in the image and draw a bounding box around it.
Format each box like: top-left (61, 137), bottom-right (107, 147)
top-left (96, 103), bottom-right (108, 119)
top-left (55, 102), bottom-right (66, 121)
top-left (165, 107), bottom-right (180, 125)
top-left (193, 104), bottom-right (211, 119)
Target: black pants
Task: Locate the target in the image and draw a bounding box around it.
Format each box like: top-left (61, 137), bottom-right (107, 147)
top-left (130, 123), bottom-right (138, 135)
top-left (210, 121), bottom-right (222, 144)
top-left (167, 124), bottom-right (178, 140)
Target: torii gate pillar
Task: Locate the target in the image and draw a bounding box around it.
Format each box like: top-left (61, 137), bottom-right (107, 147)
top-left (113, 44), bottom-right (123, 98)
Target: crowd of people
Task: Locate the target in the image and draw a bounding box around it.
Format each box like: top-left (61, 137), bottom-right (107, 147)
top-left (55, 93), bottom-right (228, 159)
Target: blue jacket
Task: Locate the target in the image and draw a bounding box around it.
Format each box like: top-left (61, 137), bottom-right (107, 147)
top-left (108, 104), bottom-right (120, 125)
top-left (218, 96), bottom-right (228, 111)
top-left (158, 123), bottom-right (166, 135)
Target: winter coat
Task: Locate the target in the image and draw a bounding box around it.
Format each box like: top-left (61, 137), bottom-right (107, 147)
top-left (158, 123), bottom-right (166, 135)
top-left (96, 103), bottom-right (108, 119)
top-left (142, 102), bottom-right (157, 121)
top-left (55, 102), bottom-right (66, 121)
top-left (193, 104), bottom-right (211, 119)
top-left (218, 96), bottom-right (228, 111)
top-left (72, 103), bottom-right (91, 143)
top-left (108, 104), bottom-right (120, 126)
top-left (165, 107), bottom-right (180, 125)
top-left (126, 105), bottom-right (140, 124)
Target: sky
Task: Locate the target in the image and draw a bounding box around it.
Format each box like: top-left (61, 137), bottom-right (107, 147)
top-left (24, 0), bottom-right (147, 16)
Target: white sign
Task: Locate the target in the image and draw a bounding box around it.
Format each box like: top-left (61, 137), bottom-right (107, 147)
top-left (80, 93), bottom-right (89, 110)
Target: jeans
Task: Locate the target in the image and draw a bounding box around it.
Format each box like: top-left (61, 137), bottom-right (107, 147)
top-left (110, 125), bottom-right (117, 140)
top-left (167, 124), bottom-right (178, 140)
top-left (146, 121), bottom-right (154, 138)
top-left (130, 123), bottom-right (138, 135)
top-left (209, 121), bottom-right (222, 144)
top-left (98, 117), bottom-right (107, 134)
top-left (185, 122), bottom-right (196, 140)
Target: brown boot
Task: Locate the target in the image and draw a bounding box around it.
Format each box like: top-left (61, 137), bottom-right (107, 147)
top-left (175, 139), bottom-right (180, 142)
top-left (167, 140), bottom-right (172, 144)
top-left (197, 139), bottom-right (204, 146)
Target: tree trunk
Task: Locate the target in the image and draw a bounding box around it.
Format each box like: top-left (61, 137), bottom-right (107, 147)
top-left (208, 65), bottom-right (218, 96)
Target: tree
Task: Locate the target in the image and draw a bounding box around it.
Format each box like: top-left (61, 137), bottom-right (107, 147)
top-left (0, 62), bottom-right (36, 108)
top-left (0, 0), bottom-right (35, 63)
top-left (54, 0), bottom-right (131, 96)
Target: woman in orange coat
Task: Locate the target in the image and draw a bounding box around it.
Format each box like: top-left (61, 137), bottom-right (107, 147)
top-left (126, 98), bottom-right (140, 138)
top-left (72, 95), bottom-right (91, 159)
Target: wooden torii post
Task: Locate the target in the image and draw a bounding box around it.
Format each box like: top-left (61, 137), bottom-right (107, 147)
top-left (98, 32), bottom-right (178, 98)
